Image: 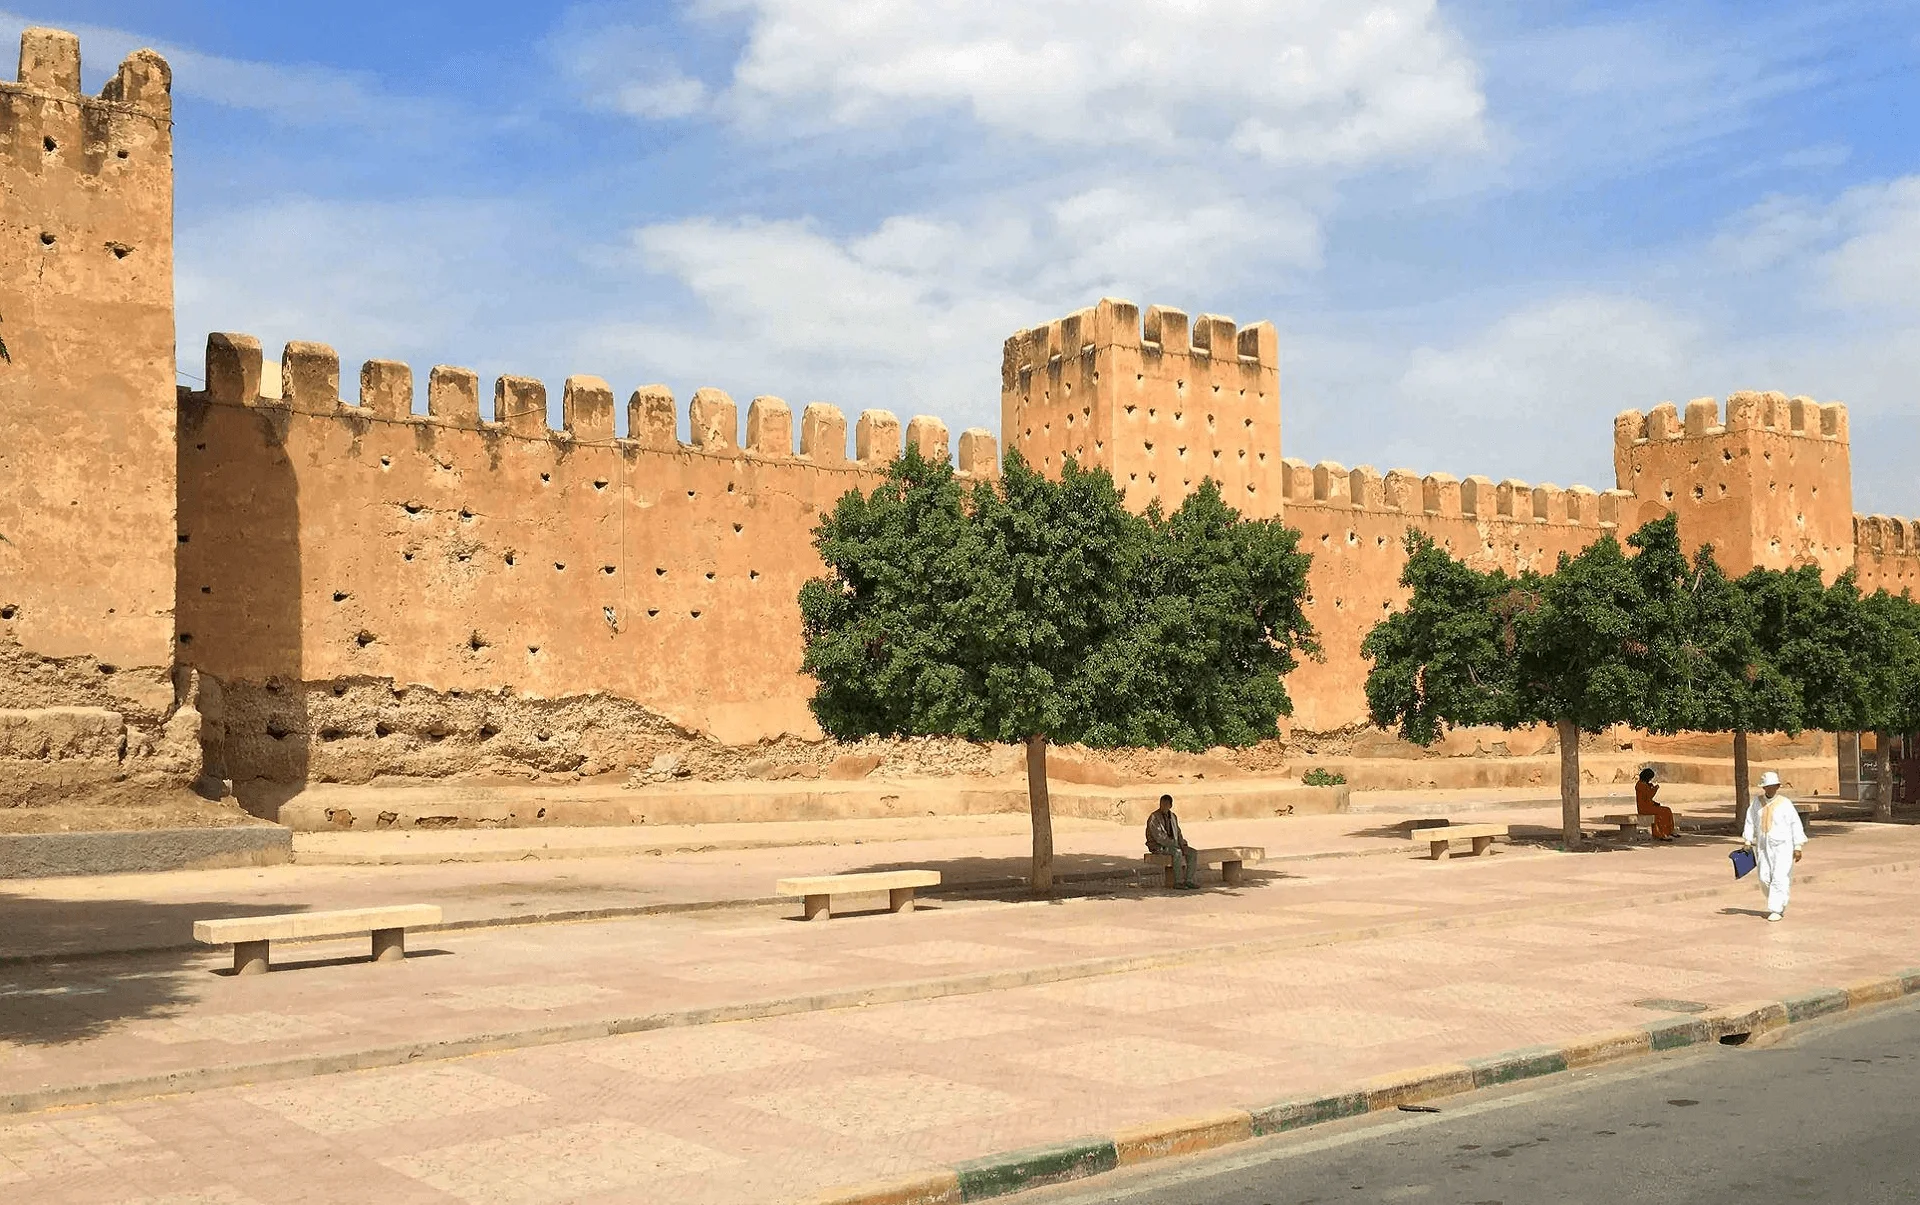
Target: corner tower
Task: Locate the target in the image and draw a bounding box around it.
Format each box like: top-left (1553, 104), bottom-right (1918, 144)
top-left (0, 29), bottom-right (176, 665)
top-left (1614, 392), bottom-right (1853, 580)
top-left (1001, 298), bottom-right (1281, 518)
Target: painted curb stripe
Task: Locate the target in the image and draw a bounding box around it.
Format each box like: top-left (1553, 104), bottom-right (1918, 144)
top-left (803, 970), bottom-right (1920, 1205)
top-left (800, 1170), bottom-right (962, 1205)
top-left (954, 1137), bottom-right (1118, 1201)
top-left (1112, 1110), bottom-right (1254, 1166)
top-left (1249, 1090), bottom-right (1369, 1136)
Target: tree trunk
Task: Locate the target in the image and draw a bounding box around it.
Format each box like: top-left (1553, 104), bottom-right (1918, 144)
top-left (1732, 729), bottom-right (1751, 832)
top-left (1874, 731), bottom-right (1894, 823)
top-left (1025, 734), bottom-right (1054, 892)
top-left (1557, 718), bottom-right (1582, 849)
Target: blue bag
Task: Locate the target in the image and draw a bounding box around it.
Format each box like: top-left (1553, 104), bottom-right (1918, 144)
top-left (1730, 848), bottom-right (1756, 879)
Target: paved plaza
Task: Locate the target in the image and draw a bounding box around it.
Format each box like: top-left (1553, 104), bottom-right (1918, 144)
top-left (4, 806), bottom-right (1919, 1203)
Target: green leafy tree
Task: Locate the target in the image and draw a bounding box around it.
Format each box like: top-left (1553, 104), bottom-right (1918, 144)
top-left (1366, 517), bottom-right (1697, 848)
top-left (1856, 588), bottom-right (1920, 819)
top-left (800, 448), bottom-right (1316, 890)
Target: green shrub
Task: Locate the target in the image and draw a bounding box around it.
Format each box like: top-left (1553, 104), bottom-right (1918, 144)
top-left (1302, 767), bottom-right (1346, 787)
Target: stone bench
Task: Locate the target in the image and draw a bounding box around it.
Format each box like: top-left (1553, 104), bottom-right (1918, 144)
top-left (1143, 846), bottom-right (1265, 886)
top-left (193, 904), bottom-right (442, 975)
top-left (776, 869), bottom-right (940, 921)
top-left (1409, 823), bottom-right (1507, 860)
top-left (1600, 812), bottom-right (1682, 835)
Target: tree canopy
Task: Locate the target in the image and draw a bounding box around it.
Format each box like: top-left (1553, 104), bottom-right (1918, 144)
top-left (800, 447), bottom-right (1316, 888)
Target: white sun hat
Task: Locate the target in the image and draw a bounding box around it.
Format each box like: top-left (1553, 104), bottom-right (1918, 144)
top-left (1759, 771), bottom-right (1781, 787)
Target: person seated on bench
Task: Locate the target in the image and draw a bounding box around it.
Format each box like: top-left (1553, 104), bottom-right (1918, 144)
top-left (1635, 767), bottom-right (1676, 842)
top-left (1146, 794), bottom-right (1199, 889)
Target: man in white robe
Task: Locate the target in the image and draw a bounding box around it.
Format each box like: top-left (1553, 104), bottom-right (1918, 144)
top-left (1741, 771), bottom-right (1808, 922)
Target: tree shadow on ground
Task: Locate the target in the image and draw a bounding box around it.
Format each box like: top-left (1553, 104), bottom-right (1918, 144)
top-left (0, 891), bottom-right (304, 1046)
top-left (830, 852), bottom-right (1295, 901)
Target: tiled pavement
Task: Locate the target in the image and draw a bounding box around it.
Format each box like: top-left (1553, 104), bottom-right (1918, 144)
top-left (5, 820), bottom-right (1920, 1203)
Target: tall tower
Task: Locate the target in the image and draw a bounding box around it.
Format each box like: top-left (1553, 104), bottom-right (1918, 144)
top-left (1614, 392), bottom-right (1853, 580)
top-left (0, 30), bottom-right (176, 668)
top-left (1001, 298), bottom-right (1281, 518)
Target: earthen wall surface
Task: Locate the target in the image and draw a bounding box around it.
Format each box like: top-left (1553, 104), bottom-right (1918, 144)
top-left (1854, 514), bottom-right (1920, 597)
top-left (175, 334), bottom-right (996, 786)
top-left (0, 32), bottom-right (206, 803)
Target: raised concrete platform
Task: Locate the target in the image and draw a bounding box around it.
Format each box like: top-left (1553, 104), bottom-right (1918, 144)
top-left (262, 778), bottom-right (1351, 832)
top-left (0, 824), bottom-right (291, 879)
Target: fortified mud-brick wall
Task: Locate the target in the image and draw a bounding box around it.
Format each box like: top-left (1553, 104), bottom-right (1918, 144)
top-left (1278, 461), bottom-right (1646, 731)
top-left (1853, 515), bottom-right (1920, 597)
top-left (1002, 298), bottom-right (1281, 518)
top-left (1614, 393), bottom-right (1853, 580)
top-left (176, 334), bottom-right (995, 787)
top-left (0, 32), bottom-right (207, 805)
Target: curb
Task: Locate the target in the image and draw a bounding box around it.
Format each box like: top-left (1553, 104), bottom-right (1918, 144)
top-left (798, 967), bottom-right (1920, 1204)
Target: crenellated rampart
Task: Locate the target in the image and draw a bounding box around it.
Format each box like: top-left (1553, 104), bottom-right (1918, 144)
top-left (1854, 513), bottom-right (1920, 597)
top-left (175, 334), bottom-right (995, 786)
top-left (1275, 459), bottom-right (1644, 731)
top-left (1002, 297), bottom-right (1281, 519)
top-left (1613, 392), bottom-right (1853, 579)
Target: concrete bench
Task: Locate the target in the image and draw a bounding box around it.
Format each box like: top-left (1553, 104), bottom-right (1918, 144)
top-left (776, 869), bottom-right (940, 921)
top-left (1143, 846), bottom-right (1265, 886)
top-left (193, 904), bottom-right (442, 975)
top-left (1409, 823), bottom-right (1507, 860)
top-left (1600, 812), bottom-right (1682, 835)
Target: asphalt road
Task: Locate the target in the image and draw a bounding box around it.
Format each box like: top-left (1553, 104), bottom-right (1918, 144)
top-left (1024, 998), bottom-right (1920, 1205)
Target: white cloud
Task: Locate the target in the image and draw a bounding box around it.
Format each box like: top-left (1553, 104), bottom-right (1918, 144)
top-left (1818, 177), bottom-right (1920, 313)
top-left (697, 0), bottom-right (1484, 167)
top-left (573, 180), bottom-right (1325, 431)
top-left (546, 12), bottom-right (712, 119)
top-left (175, 198), bottom-right (532, 396)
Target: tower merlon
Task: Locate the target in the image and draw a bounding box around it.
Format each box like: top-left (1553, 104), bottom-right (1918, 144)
top-left (430, 366), bottom-right (482, 426)
top-left (9, 29), bottom-right (170, 117)
top-left (1312, 460), bottom-right (1350, 505)
top-left (1350, 465), bottom-right (1384, 509)
top-left (494, 376), bottom-right (548, 436)
top-left (957, 428), bottom-right (999, 479)
top-left (689, 387), bottom-right (737, 452)
top-left (906, 415), bottom-right (950, 464)
top-left (628, 386), bottom-right (677, 450)
top-left (205, 333), bottom-right (263, 405)
top-left (1617, 393), bottom-right (1850, 448)
top-left (563, 375), bottom-right (615, 441)
top-left (283, 341), bottom-right (340, 410)
top-left (360, 360), bottom-right (412, 419)
top-left (855, 410), bottom-right (901, 465)
top-left (746, 396), bottom-right (793, 457)
top-left (800, 403), bottom-right (847, 465)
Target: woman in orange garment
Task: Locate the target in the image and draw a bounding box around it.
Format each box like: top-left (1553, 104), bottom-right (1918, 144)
top-left (1635, 767), bottom-right (1676, 841)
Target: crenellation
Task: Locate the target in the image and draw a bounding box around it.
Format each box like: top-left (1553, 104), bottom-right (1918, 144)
top-left (360, 360), bottom-right (412, 419)
top-left (1282, 458), bottom-right (1313, 504)
top-left (1349, 465), bottom-right (1384, 509)
top-left (1496, 479), bottom-right (1533, 522)
top-left (206, 333), bottom-right (262, 406)
top-left (98, 48), bottom-right (171, 115)
top-left (856, 409), bottom-right (901, 464)
top-left (746, 396), bottom-right (793, 457)
top-left (17, 28), bottom-right (79, 95)
top-left (429, 366), bottom-right (482, 427)
top-left (1423, 473), bottom-right (1462, 518)
top-left (689, 387), bottom-right (737, 452)
top-left (957, 428), bottom-right (999, 478)
top-left (1312, 461), bottom-right (1350, 505)
top-left (1684, 397), bottom-right (1720, 437)
top-left (906, 415), bottom-right (950, 463)
top-left (628, 386), bottom-right (677, 450)
top-left (1143, 305), bottom-right (1189, 355)
top-left (1600, 489), bottom-right (1638, 528)
top-left (1383, 469), bottom-right (1421, 513)
top-left (1566, 485), bottom-right (1598, 525)
top-left (1531, 483), bottom-right (1567, 524)
top-left (1459, 475), bottom-right (1494, 518)
top-left (1191, 314), bottom-right (1237, 359)
top-left (563, 376), bottom-right (615, 441)
top-left (1646, 402), bottom-right (1679, 440)
top-left (800, 403), bottom-right (846, 464)
top-left (495, 376), bottom-right (548, 436)
top-left (282, 341), bottom-right (340, 411)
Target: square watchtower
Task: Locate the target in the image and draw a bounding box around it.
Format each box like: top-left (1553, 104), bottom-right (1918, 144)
top-left (1001, 298), bottom-right (1281, 518)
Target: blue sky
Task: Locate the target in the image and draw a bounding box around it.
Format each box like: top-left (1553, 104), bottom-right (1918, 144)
top-left (11, 1), bottom-right (1920, 512)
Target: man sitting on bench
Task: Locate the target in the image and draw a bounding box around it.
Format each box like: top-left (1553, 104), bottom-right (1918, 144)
top-left (1636, 767), bottom-right (1676, 842)
top-left (1146, 794), bottom-right (1199, 889)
